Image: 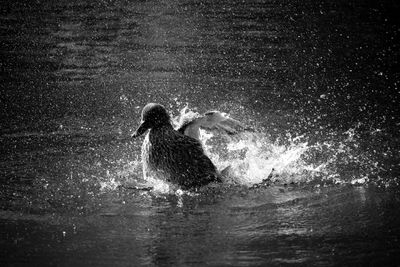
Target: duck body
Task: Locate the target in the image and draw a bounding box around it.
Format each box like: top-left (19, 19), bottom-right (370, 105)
top-left (133, 103), bottom-right (220, 190)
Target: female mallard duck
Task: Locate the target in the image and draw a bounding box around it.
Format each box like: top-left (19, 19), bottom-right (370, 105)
top-left (132, 103), bottom-right (250, 190)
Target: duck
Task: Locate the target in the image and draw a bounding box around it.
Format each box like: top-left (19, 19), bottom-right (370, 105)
top-left (132, 103), bottom-right (250, 190)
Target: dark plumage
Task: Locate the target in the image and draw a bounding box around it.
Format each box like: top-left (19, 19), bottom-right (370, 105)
top-left (132, 103), bottom-right (220, 190)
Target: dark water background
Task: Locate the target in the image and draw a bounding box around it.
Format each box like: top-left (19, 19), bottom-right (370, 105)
top-left (1, 0), bottom-right (400, 266)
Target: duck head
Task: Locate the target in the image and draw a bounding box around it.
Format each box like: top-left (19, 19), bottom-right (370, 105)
top-left (132, 103), bottom-right (171, 137)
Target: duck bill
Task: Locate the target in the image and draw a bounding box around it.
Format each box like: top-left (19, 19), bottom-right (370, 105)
top-left (132, 121), bottom-right (150, 138)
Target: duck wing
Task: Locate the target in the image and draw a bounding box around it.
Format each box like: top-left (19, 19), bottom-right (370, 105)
top-left (177, 110), bottom-right (252, 140)
top-left (200, 111), bottom-right (251, 135)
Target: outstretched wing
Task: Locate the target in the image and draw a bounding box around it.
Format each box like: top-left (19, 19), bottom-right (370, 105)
top-left (200, 111), bottom-right (251, 134)
top-left (177, 110), bottom-right (253, 140)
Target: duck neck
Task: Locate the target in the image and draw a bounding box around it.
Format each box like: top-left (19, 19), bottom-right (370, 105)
top-left (151, 123), bottom-right (174, 132)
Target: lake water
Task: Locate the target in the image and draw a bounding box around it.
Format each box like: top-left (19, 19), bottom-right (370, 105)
top-left (1, 0), bottom-right (400, 266)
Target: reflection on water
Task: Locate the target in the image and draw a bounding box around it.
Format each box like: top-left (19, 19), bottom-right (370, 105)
top-left (1, 0), bottom-right (400, 266)
top-left (1, 185), bottom-right (400, 266)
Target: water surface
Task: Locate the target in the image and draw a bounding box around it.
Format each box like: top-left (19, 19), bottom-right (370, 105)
top-left (1, 0), bottom-right (400, 266)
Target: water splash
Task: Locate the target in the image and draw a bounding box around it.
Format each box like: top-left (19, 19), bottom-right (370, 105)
top-left (100, 105), bottom-right (388, 194)
top-left (201, 131), bottom-right (318, 186)
top-left (199, 126), bottom-right (382, 187)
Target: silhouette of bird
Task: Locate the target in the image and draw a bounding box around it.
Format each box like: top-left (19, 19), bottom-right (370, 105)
top-left (132, 103), bottom-right (250, 189)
